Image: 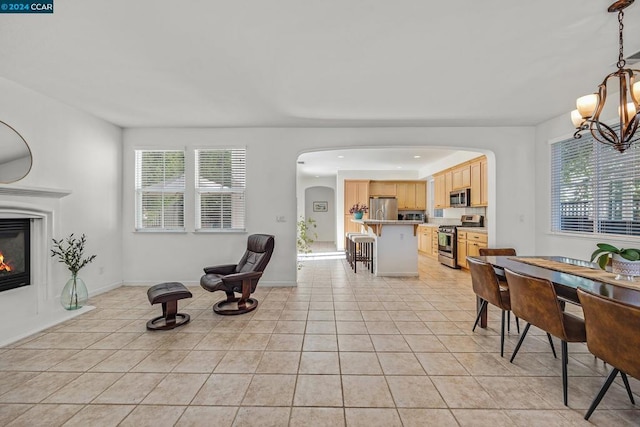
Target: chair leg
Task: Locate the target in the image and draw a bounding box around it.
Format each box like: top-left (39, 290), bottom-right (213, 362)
top-left (500, 309), bottom-right (506, 357)
top-left (515, 316), bottom-right (520, 334)
top-left (547, 333), bottom-right (557, 359)
top-left (507, 310), bottom-right (511, 333)
top-left (472, 299), bottom-right (488, 332)
top-left (510, 322), bottom-right (531, 363)
top-left (585, 368), bottom-right (620, 420)
top-left (621, 372), bottom-right (635, 404)
top-left (562, 340), bottom-right (568, 406)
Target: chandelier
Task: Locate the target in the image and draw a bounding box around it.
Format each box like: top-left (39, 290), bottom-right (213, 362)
top-left (571, 0), bottom-right (640, 153)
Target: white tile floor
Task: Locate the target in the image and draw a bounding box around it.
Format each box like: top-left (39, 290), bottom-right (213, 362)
top-left (0, 243), bottom-right (638, 426)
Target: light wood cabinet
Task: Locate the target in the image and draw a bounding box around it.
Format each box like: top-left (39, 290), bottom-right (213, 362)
top-left (452, 165), bottom-right (471, 190)
top-left (369, 181), bottom-right (397, 197)
top-left (470, 156), bottom-right (488, 207)
top-left (457, 230), bottom-right (488, 269)
top-left (457, 231), bottom-right (468, 268)
top-left (418, 226), bottom-right (431, 253)
top-left (434, 174), bottom-right (446, 208)
top-left (481, 158), bottom-right (488, 206)
top-left (432, 228), bottom-right (439, 257)
top-left (370, 180), bottom-right (427, 210)
top-left (417, 225), bottom-right (439, 259)
top-left (344, 180), bottom-right (369, 215)
top-left (344, 180), bottom-right (369, 242)
top-left (415, 181), bottom-right (426, 210)
top-left (444, 172), bottom-right (453, 208)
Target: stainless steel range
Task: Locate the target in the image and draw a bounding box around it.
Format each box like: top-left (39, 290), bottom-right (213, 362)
top-left (438, 215), bottom-right (484, 268)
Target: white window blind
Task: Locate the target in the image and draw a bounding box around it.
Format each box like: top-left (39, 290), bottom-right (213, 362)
top-left (135, 150), bottom-right (185, 230)
top-left (551, 131), bottom-right (640, 237)
top-left (195, 148), bottom-right (246, 231)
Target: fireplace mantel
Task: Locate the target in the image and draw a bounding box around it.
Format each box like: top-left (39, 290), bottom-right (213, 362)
top-left (0, 184), bottom-right (71, 199)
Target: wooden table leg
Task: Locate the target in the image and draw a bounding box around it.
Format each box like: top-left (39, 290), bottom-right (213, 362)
top-left (476, 295), bottom-right (487, 328)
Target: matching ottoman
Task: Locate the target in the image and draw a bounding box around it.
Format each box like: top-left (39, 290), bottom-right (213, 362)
top-left (146, 282), bottom-right (192, 330)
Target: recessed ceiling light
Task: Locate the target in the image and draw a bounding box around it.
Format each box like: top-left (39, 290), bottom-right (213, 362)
top-left (337, 155), bottom-right (344, 158)
top-left (413, 155), bottom-right (421, 159)
top-left (396, 166), bottom-right (403, 169)
top-left (315, 175), bottom-right (320, 178)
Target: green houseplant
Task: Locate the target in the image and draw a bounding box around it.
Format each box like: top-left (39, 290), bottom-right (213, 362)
top-left (590, 243), bottom-right (640, 279)
top-left (297, 216), bottom-right (317, 270)
top-left (51, 234), bottom-right (97, 310)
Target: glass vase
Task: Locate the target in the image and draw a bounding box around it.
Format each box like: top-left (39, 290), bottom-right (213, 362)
top-left (60, 273), bottom-right (88, 310)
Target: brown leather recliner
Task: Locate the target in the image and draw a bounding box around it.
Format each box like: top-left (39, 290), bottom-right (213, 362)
top-left (577, 288), bottom-right (638, 420)
top-left (200, 234), bottom-right (275, 315)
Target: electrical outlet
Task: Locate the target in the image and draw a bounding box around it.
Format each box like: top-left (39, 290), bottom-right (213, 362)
top-left (276, 216), bottom-right (286, 222)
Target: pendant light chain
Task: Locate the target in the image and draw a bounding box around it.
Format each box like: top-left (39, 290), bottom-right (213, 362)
top-left (618, 10), bottom-right (626, 69)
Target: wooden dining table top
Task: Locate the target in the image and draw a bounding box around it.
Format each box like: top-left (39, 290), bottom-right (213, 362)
top-left (469, 255), bottom-right (640, 308)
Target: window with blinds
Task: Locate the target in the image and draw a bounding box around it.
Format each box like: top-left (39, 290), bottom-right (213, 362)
top-left (195, 148), bottom-right (246, 231)
top-left (551, 131), bottom-right (640, 237)
top-left (135, 150), bottom-right (185, 230)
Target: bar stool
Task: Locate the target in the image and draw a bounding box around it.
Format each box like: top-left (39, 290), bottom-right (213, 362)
top-left (351, 234), bottom-right (375, 273)
top-left (345, 232), bottom-right (366, 269)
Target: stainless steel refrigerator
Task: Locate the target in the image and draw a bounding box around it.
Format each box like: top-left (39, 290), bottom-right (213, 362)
top-left (369, 197), bottom-right (398, 220)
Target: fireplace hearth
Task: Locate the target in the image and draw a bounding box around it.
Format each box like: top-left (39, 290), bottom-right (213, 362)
top-left (0, 219), bottom-right (31, 292)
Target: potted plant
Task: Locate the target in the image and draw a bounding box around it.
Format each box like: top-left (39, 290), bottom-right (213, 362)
top-left (590, 243), bottom-right (640, 280)
top-left (296, 216), bottom-right (317, 270)
top-left (51, 233), bottom-right (97, 310)
top-left (349, 203), bottom-right (368, 219)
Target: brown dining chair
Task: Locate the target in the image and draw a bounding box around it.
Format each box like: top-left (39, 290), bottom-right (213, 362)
top-left (577, 288), bottom-right (638, 420)
top-left (505, 268), bottom-right (586, 406)
top-left (467, 257), bottom-right (518, 357)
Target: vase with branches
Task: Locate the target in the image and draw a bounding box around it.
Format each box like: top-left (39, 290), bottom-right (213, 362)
top-left (51, 234), bottom-right (97, 310)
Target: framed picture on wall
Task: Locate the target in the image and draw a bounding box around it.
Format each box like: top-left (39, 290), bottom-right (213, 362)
top-left (313, 201), bottom-right (328, 212)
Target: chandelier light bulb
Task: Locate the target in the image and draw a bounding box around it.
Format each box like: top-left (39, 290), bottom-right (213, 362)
top-left (571, 110), bottom-right (586, 127)
top-left (619, 102), bottom-right (637, 121)
top-left (576, 94), bottom-right (599, 118)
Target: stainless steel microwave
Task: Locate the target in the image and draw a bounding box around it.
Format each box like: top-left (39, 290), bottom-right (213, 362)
top-left (449, 188), bottom-right (471, 207)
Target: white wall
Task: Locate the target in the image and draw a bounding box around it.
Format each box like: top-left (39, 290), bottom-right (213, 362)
top-left (123, 127), bottom-right (536, 286)
top-left (304, 187), bottom-right (335, 242)
top-left (0, 77), bottom-right (122, 342)
top-left (535, 112), bottom-right (640, 260)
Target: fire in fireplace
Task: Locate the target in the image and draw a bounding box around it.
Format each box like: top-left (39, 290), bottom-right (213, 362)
top-left (0, 219), bottom-right (30, 292)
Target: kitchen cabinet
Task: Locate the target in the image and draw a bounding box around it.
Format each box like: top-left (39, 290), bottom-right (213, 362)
top-left (344, 180), bottom-right (369, 215)
top-left (432, 228), bottom-right (439, 257)
top-left (452, 165), bottom-right (471, 190)
top-left (369, 181), bottom-right (396, 197)
top-left (396, 183), bottom-right (415, 210)
top-left (418, 226), bottom-right (431, 253)
top-left (457, 230), bottom-right (488, 269)
top-left (444, 172), bottom-right (453, 208)
top-left (415, 181), bottom-right (426, 210)
top-left (344, 180), bottom-right (370, 243)
top-left (434, 174), bottom-right (446, 208)
top-left (456, 231), bottom-right (467, 268)
top-left (470, 156), bottom-right (488, 207)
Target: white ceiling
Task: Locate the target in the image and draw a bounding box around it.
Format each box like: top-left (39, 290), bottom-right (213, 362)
top-left (2, 1), bottom-right (640, 175)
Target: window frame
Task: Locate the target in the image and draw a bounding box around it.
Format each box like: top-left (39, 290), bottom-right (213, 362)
top-left (194, 147), bottom-right (247, 232)
top-left (134, 149), bottom-right (186, 232)
top-left (550, 129), bottom-right (640, 239)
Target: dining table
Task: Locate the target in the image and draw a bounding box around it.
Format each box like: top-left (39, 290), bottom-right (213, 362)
top-left (468, 255), bottom-right (640, 328)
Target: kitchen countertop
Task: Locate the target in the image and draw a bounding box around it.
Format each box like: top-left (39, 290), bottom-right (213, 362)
top-left (457, 227), bottom-right (488, 233)
top-left (355, 219), bottom-right (424, 225)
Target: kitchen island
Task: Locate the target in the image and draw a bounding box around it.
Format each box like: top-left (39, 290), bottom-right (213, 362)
top-left (352, 219), bottom-right (423, 277)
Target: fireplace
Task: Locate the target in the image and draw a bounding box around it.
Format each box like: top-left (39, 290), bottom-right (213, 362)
top-left (0, 219), bottom-right (31, 292)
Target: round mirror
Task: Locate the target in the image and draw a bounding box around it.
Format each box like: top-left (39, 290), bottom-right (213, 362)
top-left (0, 121), bottom-right (32, 183)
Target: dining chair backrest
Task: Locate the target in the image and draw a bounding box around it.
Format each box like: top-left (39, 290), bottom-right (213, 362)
top-left (467, 257), bottom-right (507, 309)
top-left (504, 268), bottom-right (566, 339)
top-left (577, 288), bottom-right (640, 380)
top-left (479, 248), bottom-right (517, 257)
